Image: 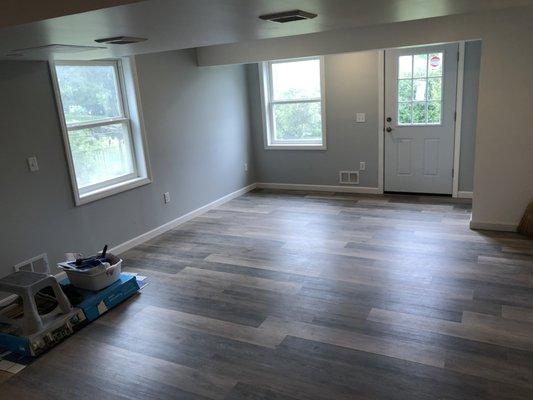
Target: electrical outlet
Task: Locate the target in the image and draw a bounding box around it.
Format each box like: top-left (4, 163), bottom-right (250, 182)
top-left (356, 113), bottom-right (366, 123)
top-left (163, 192), bottom-right (171, 204)
top-left (27, 156), bottom-right (39, 172)
top-left (359, 161), bottom-right (366, 171)
top-left (244, 162), bottom-right (248, 172)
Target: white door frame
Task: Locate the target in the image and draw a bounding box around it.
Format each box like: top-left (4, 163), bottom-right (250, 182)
top-left (377, 41), bottom-right (468, 198)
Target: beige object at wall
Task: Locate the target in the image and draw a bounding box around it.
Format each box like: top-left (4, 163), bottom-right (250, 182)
top-left (518, 202), bottom-right (533, 237)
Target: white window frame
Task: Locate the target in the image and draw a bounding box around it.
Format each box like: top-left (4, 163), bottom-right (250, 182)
top-left (259, 56), bottom-right (327, 150)
top-left (50, 58), bottom-right (152, 206)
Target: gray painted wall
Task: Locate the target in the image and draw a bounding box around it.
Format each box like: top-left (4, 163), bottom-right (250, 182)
top-left (459, 41), bottom-right (481, 192)
top-left (248, 45), bottom-right (481, 192)
top-left (0, 48), bottom-right (254, 280)
top-left (249, 51), bottom-right (380, 187)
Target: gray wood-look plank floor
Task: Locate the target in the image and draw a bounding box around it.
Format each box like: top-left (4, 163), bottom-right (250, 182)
top-left (2, 189), bottom-right (533, 399)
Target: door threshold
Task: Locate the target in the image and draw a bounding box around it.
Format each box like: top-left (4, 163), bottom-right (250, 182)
top-left (384, 191), bottom-right (452, 197)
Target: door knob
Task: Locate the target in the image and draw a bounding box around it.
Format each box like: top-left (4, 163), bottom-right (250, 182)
top-left (386, 117), bottom-right (392, 122)
top-left (386, 127), bottom-right (393, 133)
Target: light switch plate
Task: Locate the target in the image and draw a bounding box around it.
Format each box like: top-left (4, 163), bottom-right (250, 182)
top-left (359, 161), bottom-right (366, 171)
top-left (163, 192), bottom-right (171, 204)
top-left (27, 156), bottom-right (39, 172)
top-left (356, 113), bottom-right (366, 123)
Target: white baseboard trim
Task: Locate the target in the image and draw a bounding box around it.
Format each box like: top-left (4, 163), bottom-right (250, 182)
top-left (469, 220), bottom-right (517, 232)
top-left (110, 183), bottom-right (257, 255)
top-left (256, 182), bottom-right (381, 194)
top-left (457, 191), bottom-right (473, 199)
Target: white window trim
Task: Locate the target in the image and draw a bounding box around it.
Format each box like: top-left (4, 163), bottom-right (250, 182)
top-left (50, 57), bottom-right (152, 206)
top-left (259, 56), bottom-right (327, 150)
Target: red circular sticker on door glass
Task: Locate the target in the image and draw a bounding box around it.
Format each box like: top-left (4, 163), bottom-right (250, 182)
top-left (430, 55), bottom-right (441, 68)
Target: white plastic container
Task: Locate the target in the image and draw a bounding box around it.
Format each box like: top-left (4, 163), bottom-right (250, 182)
top-left (57, 254), bottom-right (122, 291)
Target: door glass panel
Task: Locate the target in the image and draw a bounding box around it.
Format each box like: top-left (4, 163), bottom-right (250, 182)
top-left (413, 79), bottom-right (427, 101)
top-left (428, 53), bottom-right (443, 77)
top-left (398, 102), bottom-right (412, 124)
top-left (397, 51), bottom-right (444, 125)
top-left (427, 102), bottom-right (442, 124)
top-left (427, 78), bottom-right (442, 101)
top-left (398, 79), bottom-right (413, 102)
top-left (398, 56), bottom-right (412, 79)
top-left (413, 54), bottom-right (427, 78)
top-left (412, 102), bottom-right (427, 124)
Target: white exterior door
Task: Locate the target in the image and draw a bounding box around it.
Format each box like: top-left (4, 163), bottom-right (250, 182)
top-left (384, 43), bottom-right (458, 194)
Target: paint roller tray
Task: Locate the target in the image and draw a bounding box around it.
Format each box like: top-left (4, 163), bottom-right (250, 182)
top-left (57, 254), bottom-right (122, 291)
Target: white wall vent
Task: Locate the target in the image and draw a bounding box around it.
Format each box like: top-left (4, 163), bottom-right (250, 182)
top-left (13, 253), bottom-right (50, 274)
top-left (339, 171), bottom-right (359, 185)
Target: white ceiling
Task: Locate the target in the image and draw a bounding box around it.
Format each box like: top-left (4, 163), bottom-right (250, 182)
top-left (1, 0), bottom-right (532, 61)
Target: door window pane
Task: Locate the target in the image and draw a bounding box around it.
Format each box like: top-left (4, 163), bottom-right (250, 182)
top-left (398, 79), bottom-right (413, 102)
top-left (412, 102), bottom-right (427, 124)
top-left (398, 56), bottom-right (412, 79)
top-left (427, 102), bottom-right (442, 124)
top-left (271, 59), bottom-right (321, 101)
top-left (427, 78), bottom-right (442, 101)
top-left (273, 102), bottom-right (322, 140)
top-left (413, 79), bottom-right (427, 101)
top-left (413, 54), bottom-right (428, 78)
top-left (428, 53), bottom-right (443, 77)
top-left (69, 123), bottom-right (135, 189)
top-left (398, 102), bottom-right (412, 124)
top-left (56, 64), bottom-right (122, 124)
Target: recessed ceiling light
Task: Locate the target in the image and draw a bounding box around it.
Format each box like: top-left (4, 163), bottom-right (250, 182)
top-left (259, 10), bottom-right (317, 23)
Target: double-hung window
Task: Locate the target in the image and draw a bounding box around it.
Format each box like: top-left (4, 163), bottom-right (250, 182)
top-left (260, 57), bottom-right (326, 149)
top-left (52, 59), bottom-right (150, 205)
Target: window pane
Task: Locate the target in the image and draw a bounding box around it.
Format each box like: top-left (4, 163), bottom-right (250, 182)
top-left (428, 102), bottom-right (442, 124)
top-left (427, 78), bottom-right (442, 101)
top-left (412, 102), bottom-right (427, 123)
top-left (398, 79), bottom-right (413, 102)
top-left (56, 64), bottom-right (122, 124)
top-left (413, 54), bottom-right (427, 78)
top-left (398, 56), bottom-right (412, 79)
top-left (69, 123), bottom-right (135, 189)
top-left (271, 59), bottom-right (321, 101)
top-left (428, 52), bottom-right (443, 77)
top-left (413, 79), bottom-right (427, 101)
top-left (273, 102), bottom-right (322, 141)
top-left (398, 102), bottom-right (412, 124)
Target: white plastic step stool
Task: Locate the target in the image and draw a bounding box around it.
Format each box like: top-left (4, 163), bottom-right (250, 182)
top-left (0, 271), bottom-right (72, 335)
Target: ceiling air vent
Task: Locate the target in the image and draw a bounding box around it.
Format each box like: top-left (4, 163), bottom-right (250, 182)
top-left (95, 36), bottom-right (147, 45)
top-left (259, 10), bottom-right (317, 23)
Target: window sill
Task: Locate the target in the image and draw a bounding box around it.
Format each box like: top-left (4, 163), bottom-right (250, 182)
top-left (264, 144), bottom-right (327, 151)
top-left (76, 176), bottom-right (152, 206)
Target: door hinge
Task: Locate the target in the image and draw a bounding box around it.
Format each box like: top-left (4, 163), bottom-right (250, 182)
top-left (457, 51), bottom-right (460, 62)
top-left (452, 168), bottom-right (454, 177)
top-left (454, 111), bottom-right (457, 121)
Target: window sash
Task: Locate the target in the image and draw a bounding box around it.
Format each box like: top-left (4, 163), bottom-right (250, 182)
top-left (68, 119), bottom-right (139, 194)
top-left (54, 60), bottom-right (142, 196)
top-left (263, 57), bottom-right (325, 147)
top-left (268, 100), bottom-right (323, 145)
